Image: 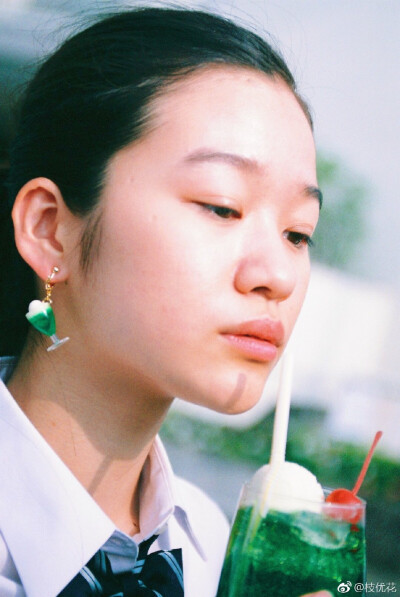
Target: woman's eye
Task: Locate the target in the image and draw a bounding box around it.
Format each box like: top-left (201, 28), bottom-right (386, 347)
top-left (200, 203), bottom-right (241, 219)
top-left (285, 231), bottom-right (314, 248)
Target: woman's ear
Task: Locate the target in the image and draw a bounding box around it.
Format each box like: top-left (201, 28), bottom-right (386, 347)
top-left (11, 177), bottom-right (79, 282)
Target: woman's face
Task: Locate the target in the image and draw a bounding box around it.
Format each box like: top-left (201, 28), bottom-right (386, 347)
top-left (73, 67), bottom-right (320, 414)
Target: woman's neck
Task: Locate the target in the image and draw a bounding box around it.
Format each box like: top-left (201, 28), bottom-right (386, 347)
top-left (7, 344), bottom-right (173, 534)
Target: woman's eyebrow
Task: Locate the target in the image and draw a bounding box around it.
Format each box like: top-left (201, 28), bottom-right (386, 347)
top-left (181, 148), bottom-right (323, 207)
top-left (305, 185), bottom-right (323, 208)
top-left (182, 149), bottom-right (262, 172)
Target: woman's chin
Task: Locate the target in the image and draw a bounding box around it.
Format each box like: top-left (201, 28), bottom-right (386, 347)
top-left (213, 396), bottom-right (261, 416)
top-left (202, 373), bottom-right (268, 415)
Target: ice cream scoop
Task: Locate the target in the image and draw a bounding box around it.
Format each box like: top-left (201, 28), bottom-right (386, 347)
top-left (247, 461), bottom-right (324, 515)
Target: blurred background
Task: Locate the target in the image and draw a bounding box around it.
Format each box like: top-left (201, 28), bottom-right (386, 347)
top-left (1, 0), bottom-right (399, 583)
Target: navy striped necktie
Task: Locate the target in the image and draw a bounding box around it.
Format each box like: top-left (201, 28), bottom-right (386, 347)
top-left (58, 534), bottom-right (183, 596)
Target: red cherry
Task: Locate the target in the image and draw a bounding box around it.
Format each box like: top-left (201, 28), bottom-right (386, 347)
top-left (324, 431), bottom-right (382, 523)
top-left (325, 488), bottom-right (362, 523)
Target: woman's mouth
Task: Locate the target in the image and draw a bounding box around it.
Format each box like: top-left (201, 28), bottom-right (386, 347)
top-left (222, 334), bottom-right (279, 361)
top-left (221, 318), bottom-right (284, 362)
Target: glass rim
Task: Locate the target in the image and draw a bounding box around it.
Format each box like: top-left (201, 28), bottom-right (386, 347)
top-left (241, 482), bottom-right (366, 509)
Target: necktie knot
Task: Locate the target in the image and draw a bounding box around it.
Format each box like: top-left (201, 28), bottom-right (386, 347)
top-left (58, 534), bottom-right (183, 596)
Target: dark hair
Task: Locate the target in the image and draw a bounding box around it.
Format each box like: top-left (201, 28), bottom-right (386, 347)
top-left (1, 6), bottom-right (310, 356)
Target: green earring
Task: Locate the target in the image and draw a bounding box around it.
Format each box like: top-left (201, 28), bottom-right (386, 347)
top-left (26, 266), bottom-right (70, 351)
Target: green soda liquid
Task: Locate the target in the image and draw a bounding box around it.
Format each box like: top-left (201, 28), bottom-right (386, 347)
top-left (217, 506), bottom-right (365, 597)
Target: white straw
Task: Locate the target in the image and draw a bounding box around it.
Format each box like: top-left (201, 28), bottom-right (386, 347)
top-left (269, 350), bottom-right (294, 468)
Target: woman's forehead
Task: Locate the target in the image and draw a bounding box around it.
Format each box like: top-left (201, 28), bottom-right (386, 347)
top-left (151, 64), bottom-right (283, 116)
top-left (127, 66), bottom-right (315, 177)
top-left (149, 64), bottom-right (311, 131)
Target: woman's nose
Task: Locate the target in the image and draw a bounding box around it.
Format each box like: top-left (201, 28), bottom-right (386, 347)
top-left (233, 229), bottom-right (297, 301)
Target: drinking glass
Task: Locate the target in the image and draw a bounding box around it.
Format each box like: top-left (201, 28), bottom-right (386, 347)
top-left (216, 483), bottom-right (366, 597)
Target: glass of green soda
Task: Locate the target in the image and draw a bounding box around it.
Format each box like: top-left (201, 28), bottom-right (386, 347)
top-left (216, 483), bottom-right (366, 597)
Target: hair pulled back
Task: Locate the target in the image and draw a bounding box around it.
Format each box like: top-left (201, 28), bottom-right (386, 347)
top-left (1, 6), bottom-right (308, 356)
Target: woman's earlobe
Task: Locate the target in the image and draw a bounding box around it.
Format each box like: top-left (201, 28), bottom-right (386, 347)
top-left (11, 177), bottom-right (71, 281)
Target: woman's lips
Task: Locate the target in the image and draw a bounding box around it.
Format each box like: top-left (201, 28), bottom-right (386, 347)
top-left (221, 318), bottom-right (284, 362)
top-left (222, 334), bottom-right (279, 361)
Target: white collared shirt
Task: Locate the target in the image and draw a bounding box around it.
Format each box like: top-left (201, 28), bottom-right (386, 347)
top-left (0, 357), bottom-right (229, 597)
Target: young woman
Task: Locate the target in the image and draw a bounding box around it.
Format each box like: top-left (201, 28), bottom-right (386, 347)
top-left (0, 7), bottom-right (324, 597)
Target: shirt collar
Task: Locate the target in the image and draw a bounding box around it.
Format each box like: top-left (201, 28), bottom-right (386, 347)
top-left (0, 357), bottom-right (205, 597)
top-left (143, 436), bottom-right (207, 561)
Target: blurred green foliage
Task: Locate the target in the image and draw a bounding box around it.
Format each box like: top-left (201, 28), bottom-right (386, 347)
top-left (312, 154), bottom-right (368, 269)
